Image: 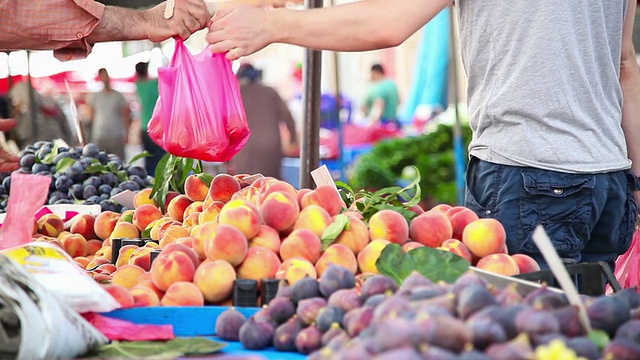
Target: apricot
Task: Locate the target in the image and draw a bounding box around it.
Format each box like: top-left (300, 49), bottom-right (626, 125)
top-left (280, 229), bottom-right (322, 264)
top-left (198, 201), bottom-right (224, 224)
top-left (111, 264), bottom-right (146, 289)
top-left (60, 233), bottom-right (88, 258)
top-left (218, 199), bottom-right (262, 239)
top-left (104, 284), bottom-right (135, 308)
top-left (357, 239), bottom-right (391, 274)
top-left (115, 245), bottom-right (138, 268)
top-left (512, 254), bottom-right (541, 274)
top-left (315, 244), bottom-right (358, 277)
top-left (236, 246), bottom-right (281, 285)
top-left (334, 216), bottom-right (369, 255)
top-left (128, 247), bottom-right (154, 272)
top-left (161, 281), bottom-right (205, 307)
top-left (185, 174), bottom-right (212, 202)
top-left (446, 206), bottom-right (480, 241)
top-left (204, 224), bottom-right (248, 266)
top-left (133, 188), bottom-right (155, 208)
top-left (476, 254), bottom-right (520, 276)
top-left (439, 239), bottom-right (473, 262)
top-left (159, 225), bottom-right (190, 248)
top-left (409, 210), bottom-right (453, 248)
top-left (293, 205), bottom-right (332, 239)
top-left (369, 209), bottom-right (410, 245)
top-left (300, 185), bottom-right (344, 216)
top-left (150, 251), bottom-right (197, 292)
top-left (37, 214), bottom-right (65, 237)
top-left (276, 257), bottom-right (317, 285)
top-left (70, 214), bottom-right (97, 240)
top-left (462, 218), bottom-right (507, 258)
top-left (248, 225), bottom-right (281, 255)
top-left (130, 286), bottom-right (161, 307)
top-left (167, 195), bottom-right (193, 222)
top-left (260, 191), bottom-right (300, 231)
top-left (94, 211), bottom-right (121, 240)
top-left (209, 173), bottom-right (241, 203)
top-left (402, 242), bottom-right (425, 252)
top-left (193, 260), bottom-right (236, 303)
top-left (133, 204), bottom-right (163, 232)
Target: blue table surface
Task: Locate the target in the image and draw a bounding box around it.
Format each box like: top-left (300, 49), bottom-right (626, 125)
top-left (208, 338), bottom-right (307, 360)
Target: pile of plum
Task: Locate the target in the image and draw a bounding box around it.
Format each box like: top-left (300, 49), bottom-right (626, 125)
top-left (0, 141), bottom-right (153, 213)
top-left (215, 265), bottom-right (640, 359)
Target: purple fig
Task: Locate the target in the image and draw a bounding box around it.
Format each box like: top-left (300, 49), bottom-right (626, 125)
top-left (239, 317), bottom-right (275, 350)
top-left (416, 305), bottom-right (455, 319)
top-left (566, 336), bottom-right (601, 360)
top-left (360, 275), bottom-right (398, 299)
top-left (515, 308), bottom-right (560, 337)
top-left (375, 347), bottom-right (422, 360)
top-left (327, 288), bottom-right (363, 312)
top-left (524, 286), bottom-right (569, 310)
top-left (267, 297), bottom-right (296, 325)
top-left (364, 293), bottom-right (388, 307)
top-left (291, 275), bottom-right (321, 304)
top-left (316, 305), bottom-right (345, 332)
top-left (413, 292), bottom-right (457, 315)
top-left (319, 264), bottom-right (356, 298)
top-left (531, 333), bottom-right (568, 347)
top-left (295, 325), bottom-right (323, 354)
top-left (422, 316), bottom-right (474, 353)
top-left (551, 305), bottom-right (587, 337)
top-left (273, 317), bottom-right (302, 352)
top-left (343, 306), bottom-right (375, 337)
top-left (468, 304), bottom-right (526, 340)
top-left (467, 317), bottom-right (507, 350)
top-left (296, 297), bottom-right (327, 326)
top-left (615, 319), bottom-right (640, 343)
top-left (580, 294), bottom-right (596, 307)
top-left (408, 285), bottom-right (448, 301)
top-left (614, 288), bottom-right (640, 309)
top-left (400, 271), bottom-right (434, 291)
top-left (324, 330), bottom-right (350, 351)
top-left (603, 338), bottom-right (640, 360)
top-left (419, 346), bottom-right (458, 360)
top-left (587, 295), bottom-right (631, 336)
top-left (215, 307), bottom-right (248, 341)
top-left (495, 283), bottom-right (524, 307)
top-left (484, 333), bottom-right (533, 360)
top-left (372, 318), bottom-right (424, 352)
top-left (452, 271), bottom-right (489, 295)
top-left (321, 323), bottom-right (347, 346)
top-left (457, 285), bottom-right (499, 320)
top-left (373, 295), bottom-right (413, 322)
top-left (458, 350), bottom-right (492, 360)
top-left (338, 343), bottom-right (373, 360)
top-left (275, 279), bottom-right (292, 298)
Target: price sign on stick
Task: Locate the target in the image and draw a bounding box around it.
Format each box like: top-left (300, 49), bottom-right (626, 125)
top-left (531, 225), bottom-right (592, 333)
top-left (64, 80), bottom-right (85, 146)
top-left (311, 165), bottom-right (337, 190)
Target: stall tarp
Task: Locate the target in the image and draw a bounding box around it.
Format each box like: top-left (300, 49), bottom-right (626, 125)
top-left (1, 71), bottom-right (138, 95)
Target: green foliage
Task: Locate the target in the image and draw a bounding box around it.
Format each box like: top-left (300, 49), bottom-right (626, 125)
top-left (349, 122), bottom-right (473, 205)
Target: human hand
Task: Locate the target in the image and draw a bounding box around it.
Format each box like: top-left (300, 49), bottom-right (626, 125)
top-left (207, 6), bottom-right (277, 60)
top-left (146, 0), bottom-right (211, 42)
top-left (0, 119), bottom-right (19, 173)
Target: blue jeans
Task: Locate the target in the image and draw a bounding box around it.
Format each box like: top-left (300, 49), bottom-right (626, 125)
top-left (464, 157), bottom-right (639, 271)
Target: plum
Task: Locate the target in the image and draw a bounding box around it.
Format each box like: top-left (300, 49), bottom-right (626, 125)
top-left (603, 338), bottom-right (640, 360)
top-left (457, 285), bottom-right (499, 320)
top-left (327, 289), bottom-right (363, 313)
top-left (267, 297), bottom-right (295, 325)
top-left (343, 306), bottom-right (375, 337)
top-left (110, 187), bottom-right (124, 197)
top-left (82, 143), bottom-right (100, 157)
top-left (291, 276), bottom-right (321, 304)
top-left (127, 165), bottom-right (147, 178)
top-left (19, 154), bottom-right (36, 169)
top-left (321, 323), bottom-right (346, 346)
top-left (551, 305), bottom-right (586, 337)
top-left (319, 264), bottom-right (356, 298)
top-left (119, 180), bottom-right (141, 192)
top-left (587, 296), bottom-right (631, 336)
top-left (98, 184), bottom-right (113, 195)
top-left (360, 275), bottom-right (398, 300)
top-left (238, 318), bottom-right (275, 350)
top-left (316, 305), bottom-right (345, 332)
top-left (83, 176), bottom-right (102, 189)
top-left (295, 325), bottom-right (323, 355)
top-left (566, 337), bottom-right (600, 360)
top-left (514, 308), bottom-right (560, 337)
top-left (296, 297), bottom-right (327, 326)
top-left (467, 317), bottom-right (507, 350)
top-left (273, 317), bottom-right (302, 352)
top-left (83, 185), bottom-right (98, 200)
top-left (214, 307), bottom-right (247, 341)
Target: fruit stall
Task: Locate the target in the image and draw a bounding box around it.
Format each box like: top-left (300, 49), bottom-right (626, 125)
top-left (0, 141), bottom-right (638, 360)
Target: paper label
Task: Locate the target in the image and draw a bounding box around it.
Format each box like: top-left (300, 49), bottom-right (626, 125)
top-left (2, 244), bottom-right (81, 276)
top-left (311, 165), bottom-right (337, 190)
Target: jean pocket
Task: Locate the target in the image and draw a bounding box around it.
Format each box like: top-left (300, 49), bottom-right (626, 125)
top-left (519, 169), bottom-right (595, 255)
top-left (618, 171), bottom-right (639, 253)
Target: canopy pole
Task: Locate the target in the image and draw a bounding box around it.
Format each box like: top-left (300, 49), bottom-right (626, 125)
top-left (299, 0), bottom-right (323, 189)
top-left (449, 5), bottom-right (465, 205)
top-left (27, 51), bottom-right (39, 141)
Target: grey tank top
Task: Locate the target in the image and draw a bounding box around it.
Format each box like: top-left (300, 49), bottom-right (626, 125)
top-left (458, 1), bottom-right (631, 173)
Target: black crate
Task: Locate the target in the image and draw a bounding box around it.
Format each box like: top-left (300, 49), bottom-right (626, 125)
top-left (513, 261), bottom-right (622, 296)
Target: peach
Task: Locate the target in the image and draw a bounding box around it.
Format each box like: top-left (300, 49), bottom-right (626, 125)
top-left (276, 257), bottom-right (317, 285)
top-left (161, 281), bottom-right (205, 307)
top-left (431, 204), bottom-right (453, 213)
top-left (369, 210), bottom-right (410, 245)
top-left (409, 211), bottom-right (453, 248)
top-left (144, 241), bottom-right (160, 249)
top-left (300, 185), bottom-right (344, 216)
top-left (167, 195), bottom-right (193, 222)
top-left (32, 219), bottom-right (38, 235)
top-left (476, 254), bottom-right (520, 276)
top-left (218, 199), bottom-right (262, 239)
top-left (96, 263), bottom-right (117, 274)
top-left (204, 224), bottom-right (248, 266)
top-left (357, 239), bottom-right (391, 274)
top-left (209, 173), bottom-right (241, 203)
top-left (191, 222), bottom-right (218, 260)
top-left (70, 214), bottom-right (97, 240)
top-left (115, 245), bottom-right (139, 268)
top-left (175, 236), bottom-right (196, 248)
top-left (183, 212), bottom-right (200, 230)
top-left (462, 218), bottom-right (507, 258)
top-left (37, 214), bottom-right (65, 237)
top-left (86, 239), bottom-right (103, 256)
top-left (154, 219), bottom-right (180, 240)
top-left (296, 188), bottom-right (312, 208)
top-left (512, 254), bottom-right (541, 274)
top-left (94, 211), bottom-right (121, 240)
top-left (74, 256), bottom-right (91, 269)
top-left (59, 233), bottom-right (88, 258)
top-left (128, 247), bottom-right (154, 272)
top-left (256, 180), bottom-right (298, 206)
top-left (406, 204), bottom-right (425, 216)
top-left (259, 191), bottom-right (300, 231)
top-left (159, 225), bottom-right (190, 248)
top-left (57, 231), bottom-right (71, 239)
top-left (94, 273), bottom-right (112, 284)
top-left (184, 201), bottom-right (204, 220)
top-left (138, 272), bottom-right (152, 283)
top-left (93, 246), bottom-right (112, 261)
top-left (130, 286), bottom-right (161, 307)
top-left (293, 205), bottom-right (333, 239)
top-left (236, 246), bottom-right (281, 285)
top-left (315, 244), bottom-right (357, 277)
top-left (280, 229), bottom-right (322, 263)
top-left (133, 204), bottom-right (163, 231)
top-left (137, 279), bottom-right (165, 300)
top-left (164, 191), bottom-right (181, 211)
top-left (248, 226), bottom-right (281, 255)
top-left (104, 284), bottom-right (135, 308)
top-left (185, 174), bottom-right (213, 202)
top-left (402, 242), bottom-right (425, 252)
top-left (111, 222), bottom-right (140, 240)
top-left (335, 216), bottom-right (369, 255)
top-left (133, 188), bottom-right (155, 208)
top-left (150, 251), bottom-right (197, 292)
top-left (439, 239), bottom-right (473, 262)
top-left (193, 260), bottom-right (236, 303)
top-left (199, 201), bottom-right (224, 224)
top-left (162, 243), bottom-right (199, 268)
top-left (446, 206), bottom-right (480, 241)
top-left (112, 264), bottom-right (146, 289)
top-left (118, 210), bottom-right (134, 224)
top-left (103, 237), bottom-right (113, 247)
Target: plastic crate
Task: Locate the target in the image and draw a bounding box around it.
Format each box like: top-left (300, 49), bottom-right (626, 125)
top-left (512, 261), bottom-right (622, 296)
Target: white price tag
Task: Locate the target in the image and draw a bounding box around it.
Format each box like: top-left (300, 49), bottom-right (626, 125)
top-left (311, 165), bottom-right (337, 190)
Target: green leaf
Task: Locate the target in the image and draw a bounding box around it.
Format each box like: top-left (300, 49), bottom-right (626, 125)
top-left (89, 337), bottom-right (226, 359)
top-left (335, 180), bottom-right (354, 195)
top-left (197, 173), bottom-right (214, 187)
top-left (150, 153), bottom-right (174, 213)
top-left (55, 158), bottom-right (76, 174)
top-left (107, 162), bottom-right (120, 173)
top-left (84, 164), bottom-right (107, 174)
top-left (587, 330), bottom-right (610, 350)
top-left (321, 214), bottom-right (351, 251)
top-left (374, 186), bottom-right (402, 197)
top-left (181, 158), bottom-right (194, 185)
top-left (141, 226), bottom-right (153, 239)
top-left (116, 170), bottom-right (128, 183)
top-left (128, 151), bottom-right (152, 166)
top-left (40, 143), bottom-right (60, 165)
top-left (376, 244), bottom-right (470, 286)
top-left (195, 160), bottom-right (203, 174)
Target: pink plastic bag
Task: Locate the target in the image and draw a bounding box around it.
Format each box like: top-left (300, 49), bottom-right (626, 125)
top-left (83, 313), bottom-right (175, 341)
top-left (148, 40), bottom-right (250, 162)
top-left (0, 173), bottom-right (51, 251)
top-left (610, 229), bottom-right (640, 292)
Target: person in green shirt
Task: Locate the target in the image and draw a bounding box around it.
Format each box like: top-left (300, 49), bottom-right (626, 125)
top-left (362, 64), bottom-right (400, 127)
top-left (135, 62), bottom-right (165, 175)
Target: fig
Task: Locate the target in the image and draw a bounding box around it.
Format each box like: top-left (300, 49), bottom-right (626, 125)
top-left (343, 306), bottom-right (375, 337)
top-left (364, 293), bottom-right (388, 307)
top-left (296, 297), bottom-right (327, 326)
top-left (273, 317), bottom-right (302, 352)
top-left (316, 305), bottom-right (345, 332)
top-left (484, 333), bottom-right (533, 360)
top-left (551, 305), bottom-right (586, 337)
top-left (321, 323), bottom-right (347, 346)
top-left (339, 344), bottom-right (373, 360)
top-left (416, 305), bottom-right (455, 319)
top-left (422, 315), bottom-right (474, 353)
top-left (458, 350), bottom-right (492, 360)
top-left (238, 317), bottom-right (275, 350)
top-left (291, 276), bottom-right (321, 304)
top-left (408, 285), bottom-right (447, 301)
top-left (214, 307), bottom-right (248, 341)
top-left (373, 295), bottom-right (413, 322)
top-left (514, 308), bottom-right (560, 336)
top-left (566, 337), bottom-right (600, 360)
top-left (467, 317), bottom-right (507, 350)
top-left (457, 285), bottom-right (499, 320)
top-left (580, 294), bottom-right (596, 307)
top-left (531, 333), bottom-right (568, 347)
top-left (324, 330), bottom-right (350, 351)
top-left (524, 286), bottom-right (569, 310)
top-left (615, 319), bottom-right (640, 343)
top-left (603, 338), bottom-right (640, 360)
top-left (400, 271), bottom-right (434, 291)
top-left (327, 288), bottom-right (363, 312)
top-left (373, 318), bottom-right (424, 352)
top-left (360, 275), bottom-right (398, 299)
top-left (452, 271), bottom-right (488, 295)
top-left (413, 293), bottom-right (457, 316)
top-left (295, 325), bottom-right (323, 354)
top-left (468, 304), bottom-right (526, 340)
top-left (587, 295), bottom-right (631, 336)
top-left (319, 264), bottom-right (356, 298)
top-left (374, 347), bottom-right (422, 360)
top-left (252, 305), bottom-right (278, 328)
top-left (419, 346), bottom-right (458, 360)
top-left (614, 288), bottom-right (640, 309)
top-left (495, 283), bottom-right (523, 307)
top-left (267, 297), bottom-right (296, 325)
top-left (275, 279), bottom-right (292, 298)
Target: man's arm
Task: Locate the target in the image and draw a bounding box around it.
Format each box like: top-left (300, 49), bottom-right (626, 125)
top-left (207, 0), bottom-right (452, 59)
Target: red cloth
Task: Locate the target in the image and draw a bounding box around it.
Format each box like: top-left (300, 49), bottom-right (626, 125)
top-left (320, 123), bottom-right (402, 159)
top-left (83, 313), bottom-right (175, 342)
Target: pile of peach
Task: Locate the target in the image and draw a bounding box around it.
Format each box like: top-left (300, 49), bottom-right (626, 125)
top-left (30, 173), bottom-right (540, 309)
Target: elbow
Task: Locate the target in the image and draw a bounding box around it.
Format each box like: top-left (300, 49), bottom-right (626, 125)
top-left (620, 42), bottom-right (638, 74)
top-left (374, 32), bottom-right (405, 49)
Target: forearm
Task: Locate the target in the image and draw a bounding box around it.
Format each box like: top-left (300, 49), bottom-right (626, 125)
top-left (269, 0), bottom-right (451, 51)
top-left (87, 6), bottom-right (150, 43)
top-left (621, 57), bottom-right (640, 175)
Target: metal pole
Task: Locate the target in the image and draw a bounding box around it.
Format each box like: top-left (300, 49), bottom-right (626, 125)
top-left (27, 51), bottom-right (39, 141)
top-left (299, 0), bottom-right (323, 189)
top-left (449, 6), bottom-right (465, 205)
top-left (328, 0), bottom-right (345, 182)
